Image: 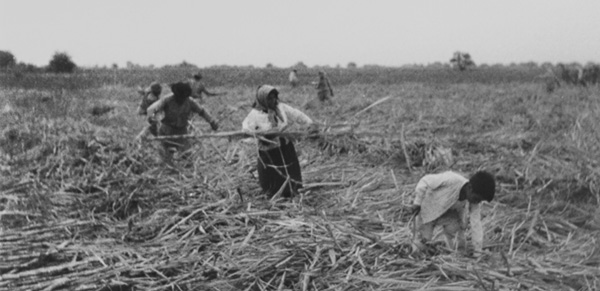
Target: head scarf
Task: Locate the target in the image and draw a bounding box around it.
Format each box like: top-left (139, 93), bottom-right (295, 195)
top-left (253, 85), bottom-right (282, 127)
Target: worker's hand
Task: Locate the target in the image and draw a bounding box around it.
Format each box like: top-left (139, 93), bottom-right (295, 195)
top-left (307, 123), bottom-right (319, 134)
top-left (306, 123), bottom-right (319, 140)
top-left (210, 120), bottom-right (219, 131)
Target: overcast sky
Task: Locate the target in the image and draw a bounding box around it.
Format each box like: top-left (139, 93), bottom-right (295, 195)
top-left (2, 0), bottom-right (599, 68)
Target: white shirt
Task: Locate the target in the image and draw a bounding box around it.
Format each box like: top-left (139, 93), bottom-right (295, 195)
top-left (242, 103), bottom-right (312, 132)
top-left (413, 171), bottom-right (484, 252)
top-left (242, 103), bottom-right (313, 150)
top-left (289, 71), bottom-right (298, 84)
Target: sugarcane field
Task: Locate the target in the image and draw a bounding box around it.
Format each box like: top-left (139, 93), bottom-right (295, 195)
top-left (0, 64), bottom-right (599, 291)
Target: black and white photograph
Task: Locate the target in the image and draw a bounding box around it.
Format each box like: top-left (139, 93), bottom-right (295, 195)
top-left (1, 1), bottom-right (600, 290)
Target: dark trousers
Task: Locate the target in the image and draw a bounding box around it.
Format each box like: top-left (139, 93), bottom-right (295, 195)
top-left (257, 138), bottom-right (302, 198)
top-left (158, 123), bottom-right (189, 162)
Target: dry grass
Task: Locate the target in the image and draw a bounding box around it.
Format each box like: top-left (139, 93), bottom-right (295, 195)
top-left (1, 79), bottom-right (600, 290)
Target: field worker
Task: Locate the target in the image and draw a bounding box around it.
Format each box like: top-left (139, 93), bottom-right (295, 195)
top-left (316, 71), bottom-right (334, 103)
top-left (147, 81), bottom-right (219, 161)
top-left (190, 72), bottom-right (227, 104)
top-left (137, 81), bottom-right (162, 136)
top-left (242, 85), bottom-right (318, 198)
top-left (289, 69), bottom-right (299, 88)
top-left (536, 67), bottom-right (561, 93)
top-left (409, 171), bottom-right (496, 257)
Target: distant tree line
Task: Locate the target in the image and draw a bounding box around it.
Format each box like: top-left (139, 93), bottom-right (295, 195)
top-left (1, 49), bottom-right (598, 88)
top-left (0, 50), bottom-right (76, 73)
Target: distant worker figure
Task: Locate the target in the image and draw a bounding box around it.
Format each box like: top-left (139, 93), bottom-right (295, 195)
top-left (137, 81), bottom-right (162, 136)
top-left (409, 171), bottom-right (496, 257)
top-left (242, 85), bottom-right (318, 198)
top-left (190, 72), bottom-right (227, 104)
top-left (289, 69), bottom-right (299, 88)
top-left (147, 81), bottom-right (219, 162)
top-left (556, 63), bottom-right (585, 86)
top-left (316, 71), bottom-right (334, 103)
top-left (536, 67), bottom-right (561, 93)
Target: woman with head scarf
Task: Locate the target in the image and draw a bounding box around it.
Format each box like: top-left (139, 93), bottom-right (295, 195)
top-left (147, 81), bottom-right (219, 162)
top-left (242, 85), bottom-right (317, 198)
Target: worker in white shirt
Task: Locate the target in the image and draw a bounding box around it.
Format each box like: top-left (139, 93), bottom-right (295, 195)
top-left (409, 171), bottom-right (496, 256)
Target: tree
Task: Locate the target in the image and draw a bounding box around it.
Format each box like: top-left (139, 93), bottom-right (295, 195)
top-left (347, 62), bottom-right (357, 69)
top-left (16, 62), bottom-right (38, 72)
top-left (48, 52), bottom-right (76, 73)
top-left (293, 62), bottom-right (308, 70)
top-left (428, 62), bottom-right (445, 69)
top-left (450, 51), bottom-right (475, 71)
top-left (0, 50), bottom-right (16, 69)
top-left (178, 61), bottom-right (196, 68)
top-left (522, 61), bottom-right (539, 69)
